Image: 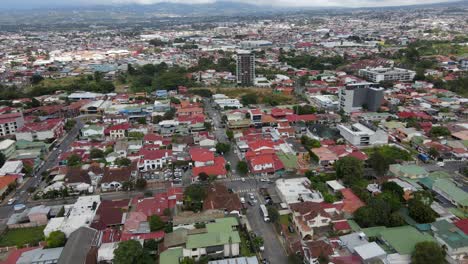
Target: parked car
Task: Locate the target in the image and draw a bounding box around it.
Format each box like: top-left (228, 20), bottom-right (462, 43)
top-left (7, 198), bottom-right (15, 205)
top-left (13, 204), bottom-right (26, 211)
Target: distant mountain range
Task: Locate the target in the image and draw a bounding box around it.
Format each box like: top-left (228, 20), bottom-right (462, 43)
top-left (2, 0), bottom-right (468, 15)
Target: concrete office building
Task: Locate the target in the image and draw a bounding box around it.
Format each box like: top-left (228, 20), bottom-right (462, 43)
top-left (236, 50), bottom-right (255, 86)
top-left (359, 67), bottom-right (416, 83)
top-left (339, 83), bottom-right (384, 113)
top-left (337, 122), bottom-right (388, 146)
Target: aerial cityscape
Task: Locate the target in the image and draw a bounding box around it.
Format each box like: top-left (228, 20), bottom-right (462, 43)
top-left (0, 0), bottom-right (467, 264)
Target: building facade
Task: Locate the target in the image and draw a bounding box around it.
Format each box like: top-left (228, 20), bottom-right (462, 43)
top-left (236, 51), bottom-right (255, 86)
top-left (338, 83), bottom-right (384, 113)
top-left (358, 67), bottom-right (416, 82)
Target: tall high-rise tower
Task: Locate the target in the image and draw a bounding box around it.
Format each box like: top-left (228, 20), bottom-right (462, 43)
top-left (236, 50), bottom-right (255, 86)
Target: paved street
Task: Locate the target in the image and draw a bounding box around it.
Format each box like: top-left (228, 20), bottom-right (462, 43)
top-left (246, 194), bottom-right (289, 264)
top-left (204, 98), bottom-right (289, 263)
top-left (0, 117), bottom-right (85, 220)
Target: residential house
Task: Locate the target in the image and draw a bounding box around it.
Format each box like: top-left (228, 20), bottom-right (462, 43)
top-left (138, 149), bottom-right (172, 171)
top-left (0, 139), bottom-right (16, 158)
top-left (431, 220), bottom-right (468, 263)
top-left (203, 184), bottom-right (242, 213)
top-left (81, 125), bottom-right (105, 139)
top-left (15, 118), bottom-right (64, 142)
top-left (105, 123), bottom-right (130, 139)
top-left (289, 202), bottom-right (340, 240)
top-left (189, 148), bottom-right (215, 167)
top-left (101, 164), bottom-right (137, 192)
top-left (57, 227), bottom-right (100, 264)
top-left (432, 179), bottom-right (468, 213)
top-left (0, 112), bottom-right (24, 137)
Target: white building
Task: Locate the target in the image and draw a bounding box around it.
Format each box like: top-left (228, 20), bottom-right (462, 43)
top-left (275, 178), bottom-right (324, 204)
top-left (0, 160), bottom-right (23, 176)
top-left (338, 123), bottom-right (388, 146)
top-left (0, 139), bottom-right (16, 158)
top-left (0, 112), bottom-right (24, 137)
top-left (359, 67), bottom-right (416, 83)
top-left (310, 95), bottom-right (339, 109)
top-left (43, 195), bottom-right (100, 237)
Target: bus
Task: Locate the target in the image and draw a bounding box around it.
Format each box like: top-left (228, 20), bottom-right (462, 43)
top-left (259, 204), bottom-right (270, 222)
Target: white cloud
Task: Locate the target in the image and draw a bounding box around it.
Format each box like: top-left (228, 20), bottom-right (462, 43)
top-left (4, 0), bottom-right (459, 8)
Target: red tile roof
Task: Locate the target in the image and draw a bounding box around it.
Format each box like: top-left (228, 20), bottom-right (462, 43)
top-left (0, 247), bottom-right (39, 264)
top-left (0, 176), bottom-right (18, 190)
top-left (454, 219), bottom-right (468, 235)
top-left (203, 183), bottom-right (242, 212)
top-left (286, 114), bottom-right (317, 123)
top-left (192, 157), bottom-right (227, 177)
top-left (340, 188), bottom-right (365, 214)
top-left (17, 118), bottom-right (63, 132)
top-left (333, 220), bottom-right (351, 231)
top-left (189, 148), bottom-right (215, 162)
top-left (120, 231), bottom-right (165, 241)
top-left (139, 149), bottom-right (172, 160)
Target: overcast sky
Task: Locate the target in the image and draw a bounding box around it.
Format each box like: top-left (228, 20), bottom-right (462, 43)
top-left (1, 0), bottom-right (458, 9)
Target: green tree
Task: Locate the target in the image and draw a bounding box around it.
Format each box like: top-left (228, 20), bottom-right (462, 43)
top-left (67, 154), bottom-right (81, 167)
top-left (149, 215), bottom-right (165, 231)
top-left (0, 153), bottom-right (5, 168)
top-left (184, 184), bottom-right (207, 212)
top-left (428, 147), bottom-right (440, 159)
top-left (241, 93), bottom-right (258, 105)
top-left (226, 130), bottom-right (234, 141)
top-left (31, 74), bottom-right (44, 85)
top-left (428, 126), bottom-right (451, 138)
top-left (300, 136), bottom-right (321, 149)
top-left (64, 119), bottom-right (76, 132)
top-left (115, 157), bottom-right (131, 167)
top-left (334, 157), bottom-right (363, 184)
top-left (368, 150), bottom-right (389, 176)
top-left (198, 172), bottom-right (209, 181)
top-left (267, 206), bottom-right (279, 223)
top-left (412, 241), bottom-right (445, 264)
top-left (236, 161), bottom-right (249, 175)
top-left (45, 231), bottom-right (66, 248)
top-left (135, 178), bottom-right (147, 190)
top-left (381, 182), bottom-right (404, 199)
top-left (89, 148), bottom-right (104, 159)
top-left (114, 240), bottom-right (153, 264)
top-left (137, 117), bottom-right (147, 125)
top-left (408, 199), bottom-right (437, 223)
top-left (215, 143), bottom-right (231, 154)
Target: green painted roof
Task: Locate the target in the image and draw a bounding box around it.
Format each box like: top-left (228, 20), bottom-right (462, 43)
top-left (186, 217), bottom-right (241, 249)
top-left (400, 165), bottom-right (427, 176)
top-left (362, 226), bottom-right (387, 238)
top-left (432, 220), bottom-right (468, 249)
top-left (186, 231), bottom-right (240, 249)
top-left (384, 121), bottom-right (406, 130)
top-left (159, 247), bottom-right (183, 264)
top-left (433, 179), bottom-right (468, 207)
top-left (390, 164), bottom-right (427, 178)
top-left (347, 220), bottom-right (361, 232)
top-left (379, 226), bottom-right (435, 255)
top-left (418, 171), bottom-right (451, 189)
top-left (15, 140), bottom-right (47, 149)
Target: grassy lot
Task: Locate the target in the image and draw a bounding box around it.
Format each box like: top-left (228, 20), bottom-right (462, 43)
top-left (279, 214), bottom-right (290, 226)
top-left (0, 226), bottom-right (45, 247)
top-left (239, 231), bottom-right (255, 257)
top-left (192, 87), bottom-right (298, 105)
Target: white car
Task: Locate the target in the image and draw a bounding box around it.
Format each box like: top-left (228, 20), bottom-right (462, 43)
top-left (13, 204), bottom-right (26, 211)
top-left (260, 178), bottom-right (267, 182)
top-left (241, 178), bottom-right (246, 182)
top-left (7, 198), bottom-right (15, 205)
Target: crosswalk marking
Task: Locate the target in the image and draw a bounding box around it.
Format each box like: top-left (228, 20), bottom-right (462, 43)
top-left (235, 188), bottom-right (256, 193)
